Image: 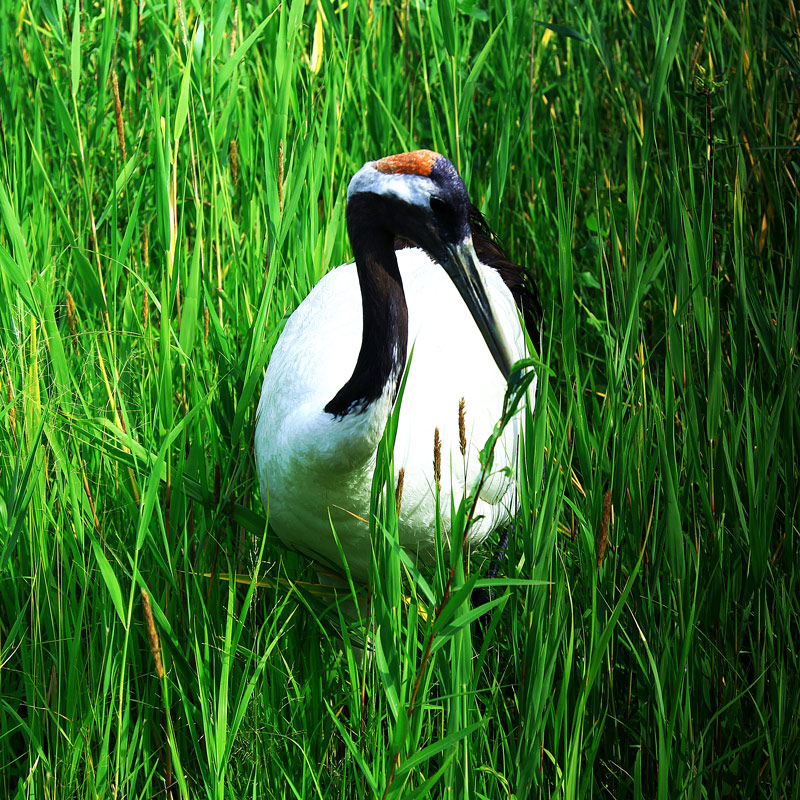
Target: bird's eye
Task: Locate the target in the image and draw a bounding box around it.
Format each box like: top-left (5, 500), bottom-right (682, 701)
top-left (429, 196), bottom-right (450, 217)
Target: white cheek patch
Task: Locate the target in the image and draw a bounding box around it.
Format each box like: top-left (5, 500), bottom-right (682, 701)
top-left (348, 164), bottom-right (436, 208)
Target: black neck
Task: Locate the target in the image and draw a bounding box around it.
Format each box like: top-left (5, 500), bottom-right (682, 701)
top-left (324, 198), bottom-right (409, 417)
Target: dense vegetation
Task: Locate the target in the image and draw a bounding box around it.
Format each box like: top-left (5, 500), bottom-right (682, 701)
top-left (0, 0), bottom-right (797, 797)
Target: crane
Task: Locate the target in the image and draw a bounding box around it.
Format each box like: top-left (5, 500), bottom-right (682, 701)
top-left (255, 150), bottom-right (540, 584)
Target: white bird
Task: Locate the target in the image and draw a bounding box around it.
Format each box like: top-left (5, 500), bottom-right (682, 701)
top-left (255, 150), bottom-right (540, 584)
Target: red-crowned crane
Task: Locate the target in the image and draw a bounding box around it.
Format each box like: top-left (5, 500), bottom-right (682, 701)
top-left (255, 150), bottom-right (540, 584)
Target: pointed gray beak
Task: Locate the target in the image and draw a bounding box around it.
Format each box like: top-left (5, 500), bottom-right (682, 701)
top-left (442, 238), bottom-right (516, 379)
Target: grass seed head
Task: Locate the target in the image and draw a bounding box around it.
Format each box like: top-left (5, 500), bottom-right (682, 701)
top-left (141, 589), bottom-right (165, 680)
top-left (230, 6), bottom-right (238, 57)
top-left (596, 489), bottom-right (612, 568)
top-left (395, 467), bottom-right (405, 515)
top-left (176, 0), bottom-right (188, 50)
top-left (111, 68), bottom-right (126, 161)
top-left (458, 397), bottom-right (466, 457)
top-left (142, 224), bottom-right (149, 268)
top-left (66, 290), bottom-right (77, 350)
top-left (230, 139), bottom-right (239, 187)
top-left (433, 427), bottom-right (441, 493)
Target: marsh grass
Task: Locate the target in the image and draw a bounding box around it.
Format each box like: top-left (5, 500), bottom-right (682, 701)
top-left (0, 0), bottom-right (798, 797)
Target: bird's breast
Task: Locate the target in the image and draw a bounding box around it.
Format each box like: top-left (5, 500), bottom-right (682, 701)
top-left (255, 247), bottom-right (528, 580)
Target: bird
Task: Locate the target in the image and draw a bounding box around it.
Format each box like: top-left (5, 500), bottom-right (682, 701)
top-left (255, 150), bottom-right (540, 585)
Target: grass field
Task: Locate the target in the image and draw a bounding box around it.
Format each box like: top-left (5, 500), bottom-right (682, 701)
top-left (1, 0), bottom-right (798, 797)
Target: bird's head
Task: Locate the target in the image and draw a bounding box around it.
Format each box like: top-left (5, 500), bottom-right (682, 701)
top-left (347, 149), bottom-right (471, 259)
top-left (346, 150), bottom-right (516, 379)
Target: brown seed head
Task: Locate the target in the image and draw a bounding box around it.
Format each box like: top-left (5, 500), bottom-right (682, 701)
top-left (458, 397), bottom-right (466, 457)
top-left (596, 489), bottom-right (612, 568)
top-left (433, 427), bottom-right (441, 493)
top-left (395, 467), bottom-right (405, 515)
top-left (111, 68), bottom-right (126, 160)
top-left (66, 290), bottom-right (77, 349)
top-left (229, 140), bottom-right (239, 187)
top-left (141, 589), bottom-right (165, 679)
top-left (142, 224), bottom-right (150, 268)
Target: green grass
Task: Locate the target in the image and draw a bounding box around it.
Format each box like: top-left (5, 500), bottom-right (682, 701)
top-left (1, 0), bottom-right (798, 797)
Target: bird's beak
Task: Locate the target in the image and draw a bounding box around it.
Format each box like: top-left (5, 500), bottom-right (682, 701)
top-left (444, 238), bottom-right (516, 380)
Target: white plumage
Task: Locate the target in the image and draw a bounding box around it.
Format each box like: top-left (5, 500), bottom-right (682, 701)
top-left (255, 151), bottom-right (535, 584)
